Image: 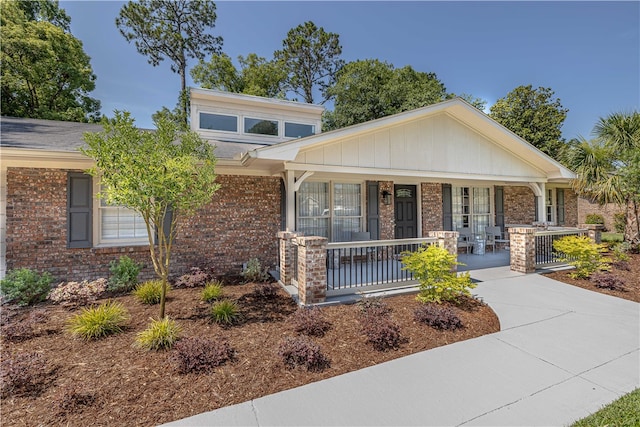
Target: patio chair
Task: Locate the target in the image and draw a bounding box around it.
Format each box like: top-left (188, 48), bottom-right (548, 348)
top-left (350, 231), bottom-right (375, 262)
top-left (457, 227), bottom-right (474, 254)
top-left (485, 226), bottom-right (507, 252)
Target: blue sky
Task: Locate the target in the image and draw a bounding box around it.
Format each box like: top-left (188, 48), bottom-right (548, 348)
top-left (59, 1), bottom-right (639, 140)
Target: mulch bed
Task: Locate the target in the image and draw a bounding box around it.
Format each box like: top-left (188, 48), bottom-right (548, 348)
top-left (1, 283), bottom-right (499, 427)
top-left (543, 252), bottom-right (640, 303)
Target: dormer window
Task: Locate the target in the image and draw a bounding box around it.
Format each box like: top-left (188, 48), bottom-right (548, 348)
top-left (199, 113), bottom-right (237, 132)
top-left (244, 118), bottom-right (278, 136)
top-left (285, 122), bottom-right (315, 138)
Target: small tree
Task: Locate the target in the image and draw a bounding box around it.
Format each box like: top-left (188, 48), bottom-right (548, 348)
top-left (82, 111), bottom-right (220, 318)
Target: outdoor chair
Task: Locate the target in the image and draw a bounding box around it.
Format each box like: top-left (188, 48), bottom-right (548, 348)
top-left (485, 226), bottom-right (507, 252)
top-left (457, 227), bottom-right (474, 254)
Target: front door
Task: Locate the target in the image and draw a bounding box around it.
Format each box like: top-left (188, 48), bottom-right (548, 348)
top-left (394, 185), bottom-right (417, 239)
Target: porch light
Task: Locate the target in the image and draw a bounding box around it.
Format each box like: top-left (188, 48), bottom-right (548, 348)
top-left (382, 190), bottom-right (392, 205)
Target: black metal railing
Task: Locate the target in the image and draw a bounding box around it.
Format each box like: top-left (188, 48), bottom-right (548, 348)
top-left (534, 229), bottom-right (587, 266)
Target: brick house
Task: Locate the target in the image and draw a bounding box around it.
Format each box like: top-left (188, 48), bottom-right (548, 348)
top-left (0, 89), bottom-right (577, 282)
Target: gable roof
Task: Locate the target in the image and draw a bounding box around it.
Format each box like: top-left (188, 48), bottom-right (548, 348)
top-left (245, 98), bottom-right (575, 182)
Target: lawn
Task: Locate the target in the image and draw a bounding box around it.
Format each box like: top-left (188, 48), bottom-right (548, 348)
top-left (571, 388), bottom-right (640, 427)
top-left (0, 276), bottom-right (499, 426)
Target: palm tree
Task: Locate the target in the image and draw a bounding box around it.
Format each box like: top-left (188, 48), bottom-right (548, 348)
top-left (567, 112), bottom-right (640, 247)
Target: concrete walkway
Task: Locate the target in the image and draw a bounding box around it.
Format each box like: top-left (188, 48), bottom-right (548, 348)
top-left (161, 267), bottom-right (639, 427)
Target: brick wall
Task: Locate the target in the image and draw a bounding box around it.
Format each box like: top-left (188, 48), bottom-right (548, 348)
top-left (379, 181), bottom-right (395, 240)
top-left (577, 197), bottom-right (623, 231)
top-left (564, 189), bottom-right (579, 227)
top-left (504, 186), bottom-right (535, 225)
top-left (5, 168), bottom-right (281, 283)
top-left (421, 182), bottom-right (443, 232)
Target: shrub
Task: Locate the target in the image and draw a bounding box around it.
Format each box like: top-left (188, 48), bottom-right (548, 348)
top-left (54, 385), bottom-right (96, 415)
top-left (277, 336), bottom-right (329, 371)
top-left (252, 282), bottom-right (279, 299)
top-left (401, 244), bottom-right (476, 304)
top-left (553, 235), bottom-right (609, 279)
top-left (414, 304), bottom-right (464, 330)
top-left (136, 317), bottom-right (181, 351)
top-left (290, 307), bottom-right (331, 337)
top-left (108, 256), bottom-right (142, 292)
top-left (241, 258), bottom-right (269, 283)
top-left (201, 281), bottom-right (224, 302)
top-left (360, 315), bottom-right (402, 351)
top-left (210, 300), bottom-right (241, 325)
top-left (132, 280), bottom-right (168, 305)
top-left (48, 278), bottom-right (107, 307)
top-left (169, 337), bottom-right (234, 374)
top-left (1, 352), bottom-right (56, 398)
top-left (0, 268), bottom-right (53, 306)
top-left (590, 273), bottom-right (626, 291)
top-left (585, 213), bottom-right (605, 225)
top-left (174, 267), bottom-right (212, 288)
top-left (614, 212), bottom-right (626, 234)
top-left (67, 300), bottom-right (129, 340)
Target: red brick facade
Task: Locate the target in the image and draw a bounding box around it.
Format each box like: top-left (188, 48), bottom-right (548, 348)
top-left (504, 186), bottom-right (536, 225)
top-left (577, 197), bottom-right (623, 231)
top-left (421, 182), bottom-right (443, 232)
top-left (5, 168), bottom-right (281, 282)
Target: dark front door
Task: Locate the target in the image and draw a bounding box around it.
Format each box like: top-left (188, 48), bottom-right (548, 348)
top-left (394, 185), bottom-right (417, 239)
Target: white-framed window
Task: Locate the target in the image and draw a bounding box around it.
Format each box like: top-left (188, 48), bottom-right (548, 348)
top-left (452, 186), bottom-right (491, 235)
top-left (545, 188), bottom-right (566, 225)
top-left (285, 122), bottom-right (315, 138)
top-left (199, 112), bottom-right (238, 132)
top-left (244, 117), bottom-right (278, 136)
top-left (94, 184), bottom-right (148, 246)
top-left (297, 181), bottom-right (363, 242)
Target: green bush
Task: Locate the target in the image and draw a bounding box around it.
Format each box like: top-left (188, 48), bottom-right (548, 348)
top-left (613, 212), bottom-right (626, 234)
top-left (241, 258), bottom-right (269, 283)
top-left (0, 268), bottom-right (53, 306)
top-left (201, 281), bottom-right (224, 302)
top-left (135, 317), bottom-right (181, 351)
top-left (210, 300), bottom-right (241, 325)
top-left (401, 244), bottom-right (476, 304)
top-left (67, 300), bottom-right (129, 340)
top-left (585, 213), bottom-right (605, 225)
top-left (108, 256), bottom-right (142, 292)
top-left (553, 235), bottom-right (609, 279)
top-left (132, 280), bottom-right (168, 305)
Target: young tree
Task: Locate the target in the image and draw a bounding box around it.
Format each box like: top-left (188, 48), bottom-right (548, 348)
top-left (274, 21), bottom-right (344, 104)
top-left (82, 111), bottom-right (220, 318)
top-left (1, 0), bottom-right (101, 122)
top-left (489, 85), bottom-right (568, 159)
top-left (116, 0), bottom-right (223, 124)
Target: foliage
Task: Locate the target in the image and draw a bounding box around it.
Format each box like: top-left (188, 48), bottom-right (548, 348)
top-left (324, 59), bottom-right (447, 130)
top-left (414, 304), bottom-right (463, 331)
top-left (360, 315), bottom-right (402, 351)
top-left (0, 0), bottom-right (101, 122)
top-left (67, 300), bottom-right (129, 340)
top-left (274, 21), bottom-right (344, 104)
top-left (241, 258), bottom-right (269, 283)
top-left (169, 337), bottom-right (234, 374)
top-left (614, 212), bottom-right (627, 234)
top-left (0, 268), bottom-right (53, 306)
top-left (585, 214), bottom-right (605, 225)
top-left (401, 244), bottom-right (476, 304)
top-left (210, 300), bottom-right (241, 325)
top-left (290, 307), bottom-right (331, 337)
top-left (0, 352), bottom-right (56, 398)
top-left (571, 388), bottom-right (640, 427)
top-left (191, 52), bottom-right (287, 98)
top-left (108, 256), bottom-right (142, 292)
top-left (590, 273), bottom-right (626, 291)
top-left (48, 278), bottom-right (107, 307)
top-left (489, 85), bottom-right (568, 159)
top-left (602, 232), bottom-right (624, 244)
top-left (252, 282), bottom-right (280, 300)
top-left (356, 297), bottom-right (392, 317)
top-left (82, 111), bottom-right (220, 318)
top-left (174, 266), bottom-right (213, 288)
top-left (277, 336), bottom-right (330, 371)
top-left (116, 0), bottom-right (222, 123)
top-left (133, 280), bottom-right (168, 305)
top-left (553, 235), bottom-right (609, 279)
top-left (201, 281), bottom-right (224, 303)
top-left (54, 385), bottom-right (96, 415)
top-left (135, 317), bottom-right (181, 351)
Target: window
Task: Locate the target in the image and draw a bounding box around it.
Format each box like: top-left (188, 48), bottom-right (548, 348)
top-left (199, 112), bottom-right (237, 132)
top-left (285, 122), bottom-right (315, 138)
top-left (545, 188), bottom-right (566, 225)
top-left (297, 181), bottom-right (362, 242)
top-left (452, 186), bottom-right (490, 235)
top-left (99, 200), bottom-right (148, 244)
top-left (244, 117), bottom-right (278, 136)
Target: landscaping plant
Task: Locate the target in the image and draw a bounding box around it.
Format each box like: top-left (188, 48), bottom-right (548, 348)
top-left (0, 268), bottom-right (53, 306)
top-left (277, 336), bottom-right (330, 371)
top-left (357, 299), bottom-right (402, 351)
top-left (414, 304), bottom-right (463, 330)
top-left (136, 317), bottom-right (181, 351)
top-left (290, 306), bottom-right (331, 337)
top-left (132, 280), bottom-right (167, 305)
top-left (585, 213), bottom-right (605, 226)
top-left (174, 266), bottom-right (212, 288)
top-left (590, 273), bottom-right (626, 291)
top-left (210, 300), bottom-right (241, 325)
top-left (401, 244), bottom-right (476, 304)
top-left (553, 235), bottom-right (609, 279)
top-left (108, 255), bottom-right (142, 292)
top-left (54, 385), bottom-right (97, 416)
top-left (252, 282), bottom-right (279, 299)
top-left (201, 281), bottom-right (224, 302)
top-left (48, 278), bottom-right (107, 307)
top-left (169, 337), bottom-right (234, 374)
top-left (67, 300), bottom-right (129, 340)
top-left (241, 258), bottom-right (269, 283)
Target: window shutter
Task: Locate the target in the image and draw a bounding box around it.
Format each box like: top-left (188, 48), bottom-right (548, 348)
top-left (67, 173), bottom-right (92, 248)
top-left (442, 184), bottom-right (452, 230)
top-left (494, 186), bottom-right (505, 231)
top-left (556, 189), bottom-right (565, 225)
top-left (366, 182), bottom-right (380, 240)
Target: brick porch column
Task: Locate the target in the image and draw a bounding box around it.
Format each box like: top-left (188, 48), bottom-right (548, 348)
top-left (277, 231), bottom-right (300, 287)
top-left (427, 230), bottom-right (459, 272)
top-left (295, 236), bottom-right (327, 305)
top-left (583, 224), bottom-right (604, 243)
top-left (509, 227), bottom-right (536, 273)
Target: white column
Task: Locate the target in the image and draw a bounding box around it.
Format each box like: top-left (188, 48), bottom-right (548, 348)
top-left (284, 170), bottom-right (296, 231)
